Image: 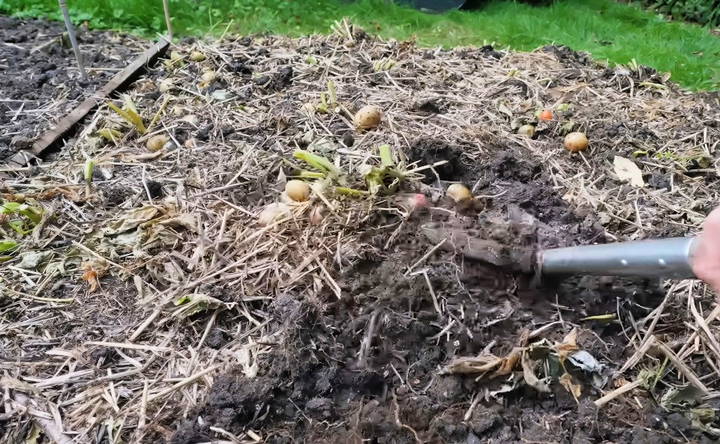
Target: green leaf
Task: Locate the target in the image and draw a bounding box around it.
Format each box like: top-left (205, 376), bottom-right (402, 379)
top-left (293, 149), bottom-right (342, 177)
top-left (8, 220), bottom-right (30, 235)
top-left (378, 144), bottom-right (394, 168)
top-left (0, 240), bottom-right (18, 253)
top-left (1, 202), bottom-right (21, 214)
top-left (1, 202), bottom-right (42, 225)
top-left (97, 128), bottom-right (122, 141)
top-left (84, 159), bottom-right (96, 184)
top-left (174, 295), bottom-right (191, 305)
top-left (107, 97), bottom-right (146, 134)
top-left (335, 186), bottom-right (369, 197)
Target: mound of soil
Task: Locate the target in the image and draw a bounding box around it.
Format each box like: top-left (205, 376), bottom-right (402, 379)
top-left (0, 16), bottom-right (143, 160)
top-left (172, 151), bottom-right (666, 443)
top-left (2, 20), bottom-right (719, 444)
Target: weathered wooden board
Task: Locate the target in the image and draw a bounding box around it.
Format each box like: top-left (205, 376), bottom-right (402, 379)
top-left (28, 37), bottom-right (170, 158)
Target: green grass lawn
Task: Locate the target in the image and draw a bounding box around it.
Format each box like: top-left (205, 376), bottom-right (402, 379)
top-left (2, 0), bottom-right (719, 90)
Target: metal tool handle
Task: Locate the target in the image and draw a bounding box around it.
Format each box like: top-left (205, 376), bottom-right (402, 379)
top-left (539, 237), bottom-right (698, 278)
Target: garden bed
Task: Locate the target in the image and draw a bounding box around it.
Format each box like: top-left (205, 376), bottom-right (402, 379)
top-left (0, 16), bottom-right (144, 161)
top-left (2, 20), bottom-right (720, 443)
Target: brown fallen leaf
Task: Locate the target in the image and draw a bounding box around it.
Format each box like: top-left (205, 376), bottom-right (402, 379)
top-left (441, 347), bottom-right (525, 378)
top-left (560, 372), bottom-right (582, 402)
top-left (37, 187), bottom-right (83, 202)
top-left (440, 355), bottom-right (503, 375)
top-left (555, 328), bottom-right (579, 362)
top-left (81, 261), bottom-right (107, 293)
top-left (521, 351), bottom-right (551, 393)
top-left (493, 347), bottom-right (523, 377)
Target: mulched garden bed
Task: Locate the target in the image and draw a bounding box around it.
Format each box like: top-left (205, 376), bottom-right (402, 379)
top-left (1, 19), bottom-right (720, 443)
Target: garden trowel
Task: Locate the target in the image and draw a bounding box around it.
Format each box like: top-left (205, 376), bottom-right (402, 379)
top-left (422, 223), bottom-right (698, 280)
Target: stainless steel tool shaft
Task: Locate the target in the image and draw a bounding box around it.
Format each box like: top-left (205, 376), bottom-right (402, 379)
top-left (539, 237), bottom-right (698, 278)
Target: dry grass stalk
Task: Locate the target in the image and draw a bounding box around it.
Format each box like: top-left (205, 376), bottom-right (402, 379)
top-left (1, 23), bottom-right (719, 441)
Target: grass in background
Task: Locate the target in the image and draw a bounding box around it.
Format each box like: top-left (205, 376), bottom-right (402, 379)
top-left (1, 0), bottom-right (718, 90)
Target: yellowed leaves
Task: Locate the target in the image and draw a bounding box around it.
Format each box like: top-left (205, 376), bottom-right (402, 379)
top-left (107, 95), bottom-right (146, 134)
top-left (560, 372), bottom-right (582, 401)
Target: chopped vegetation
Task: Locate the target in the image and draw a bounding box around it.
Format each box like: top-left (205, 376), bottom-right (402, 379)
top-left (2, 20), bottom-right (720, 442)
top-left (1, 0), bottom-right (719, 90)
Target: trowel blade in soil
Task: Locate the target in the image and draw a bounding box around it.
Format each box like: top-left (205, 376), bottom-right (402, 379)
top-left (421, 222), bottom-right (534, 271)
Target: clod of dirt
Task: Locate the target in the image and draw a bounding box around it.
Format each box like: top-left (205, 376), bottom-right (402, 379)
top-left (411, 98), bottom-right (445, 114)
top-left (145, 180), bottom-right (164, 199)
top-left (407, 138), bottom-right (464, 182)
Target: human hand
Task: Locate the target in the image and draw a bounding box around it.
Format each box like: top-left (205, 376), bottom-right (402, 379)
top-left (692, 208), bottom-right (720, 292)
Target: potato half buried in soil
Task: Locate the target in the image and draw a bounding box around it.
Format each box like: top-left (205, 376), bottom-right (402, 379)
top-left (353, 105), bottom-right (383, 130)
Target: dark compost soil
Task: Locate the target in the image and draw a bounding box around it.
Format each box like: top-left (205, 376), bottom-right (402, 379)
top-left (0, 16), bottom-right (143, 161)
top-left (171, 150), bottom-right (684, 444)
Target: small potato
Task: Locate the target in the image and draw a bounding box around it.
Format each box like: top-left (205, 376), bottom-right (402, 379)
top-left (564, 132), bottom-right (589, 152)
top-left (201, 70), bottom-right (217, 83)
top-left (447, 183), bottom-right (472, 202)
top-left (189, 50), bottom-right (206, 62)
top-left (146, 134), bottom-right (169, 152)
top-left (285, 180), bottom-right (311, 202)
top-left (353, 105), bottom-right (383, 130)
top-left (518, 124), bottom-right (535, 138)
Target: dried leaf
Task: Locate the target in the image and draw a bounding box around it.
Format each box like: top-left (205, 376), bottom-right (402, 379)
top-left (493, 347), bottom-right (523, 377)
top-left (37, 187), bottom-right (83, 202)
top-left (24, 423), bottom-right (41, 444)
top-left (440, 355), bottom-right (503, 375)
top-left (660, 385), bottom-right (703, 409)
top-left (0, 376), bottom-right (40, 394)
top-left (172, 293), bottom-right (234, 318)
top-left (81, 261), bottom-right (107, 293)
top-left (613, 156), bottom-right (645, 187)
top-left (497, 101), bottom-right (513, 118)
top-left (104, 206), bottom-right (160, 235)
top-left (559, 372), bottom-right (582, 400)
top-left (17, 251), bottom-right (52, 269)
top-left (441, 346), bottom-right (525, 377)
top-left (568, 350), bottom-right (603, 372)
top-left (157, 213), bottom-right (197, 232)
top-left (521, 351), bottom-right (551, 393)
top-left (554, 328), bottom-right (579, 362)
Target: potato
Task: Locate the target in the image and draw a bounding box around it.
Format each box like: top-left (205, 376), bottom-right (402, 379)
top-left (447, 183), bottom-right (472, 202)
top-left (146, 134), bottom-right (169, 152)
top-left (353, 105), bottom-right (383, 130)
top-left (564, 132), bottom-right (589, 152)
top-left (285, 180), bottom-right (311, 202)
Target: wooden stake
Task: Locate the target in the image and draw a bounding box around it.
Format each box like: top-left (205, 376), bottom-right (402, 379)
top-left (162, 0), bottom-right (173, 41)
top-left (58, 0), bottom-right (87, 81)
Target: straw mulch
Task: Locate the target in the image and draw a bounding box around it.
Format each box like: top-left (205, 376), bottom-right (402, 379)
top-left (2, 20), bottom-right (720, 443)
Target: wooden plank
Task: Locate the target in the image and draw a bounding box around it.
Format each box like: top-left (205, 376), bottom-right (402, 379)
top-left (29, 37), bottom-right (171, 157)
